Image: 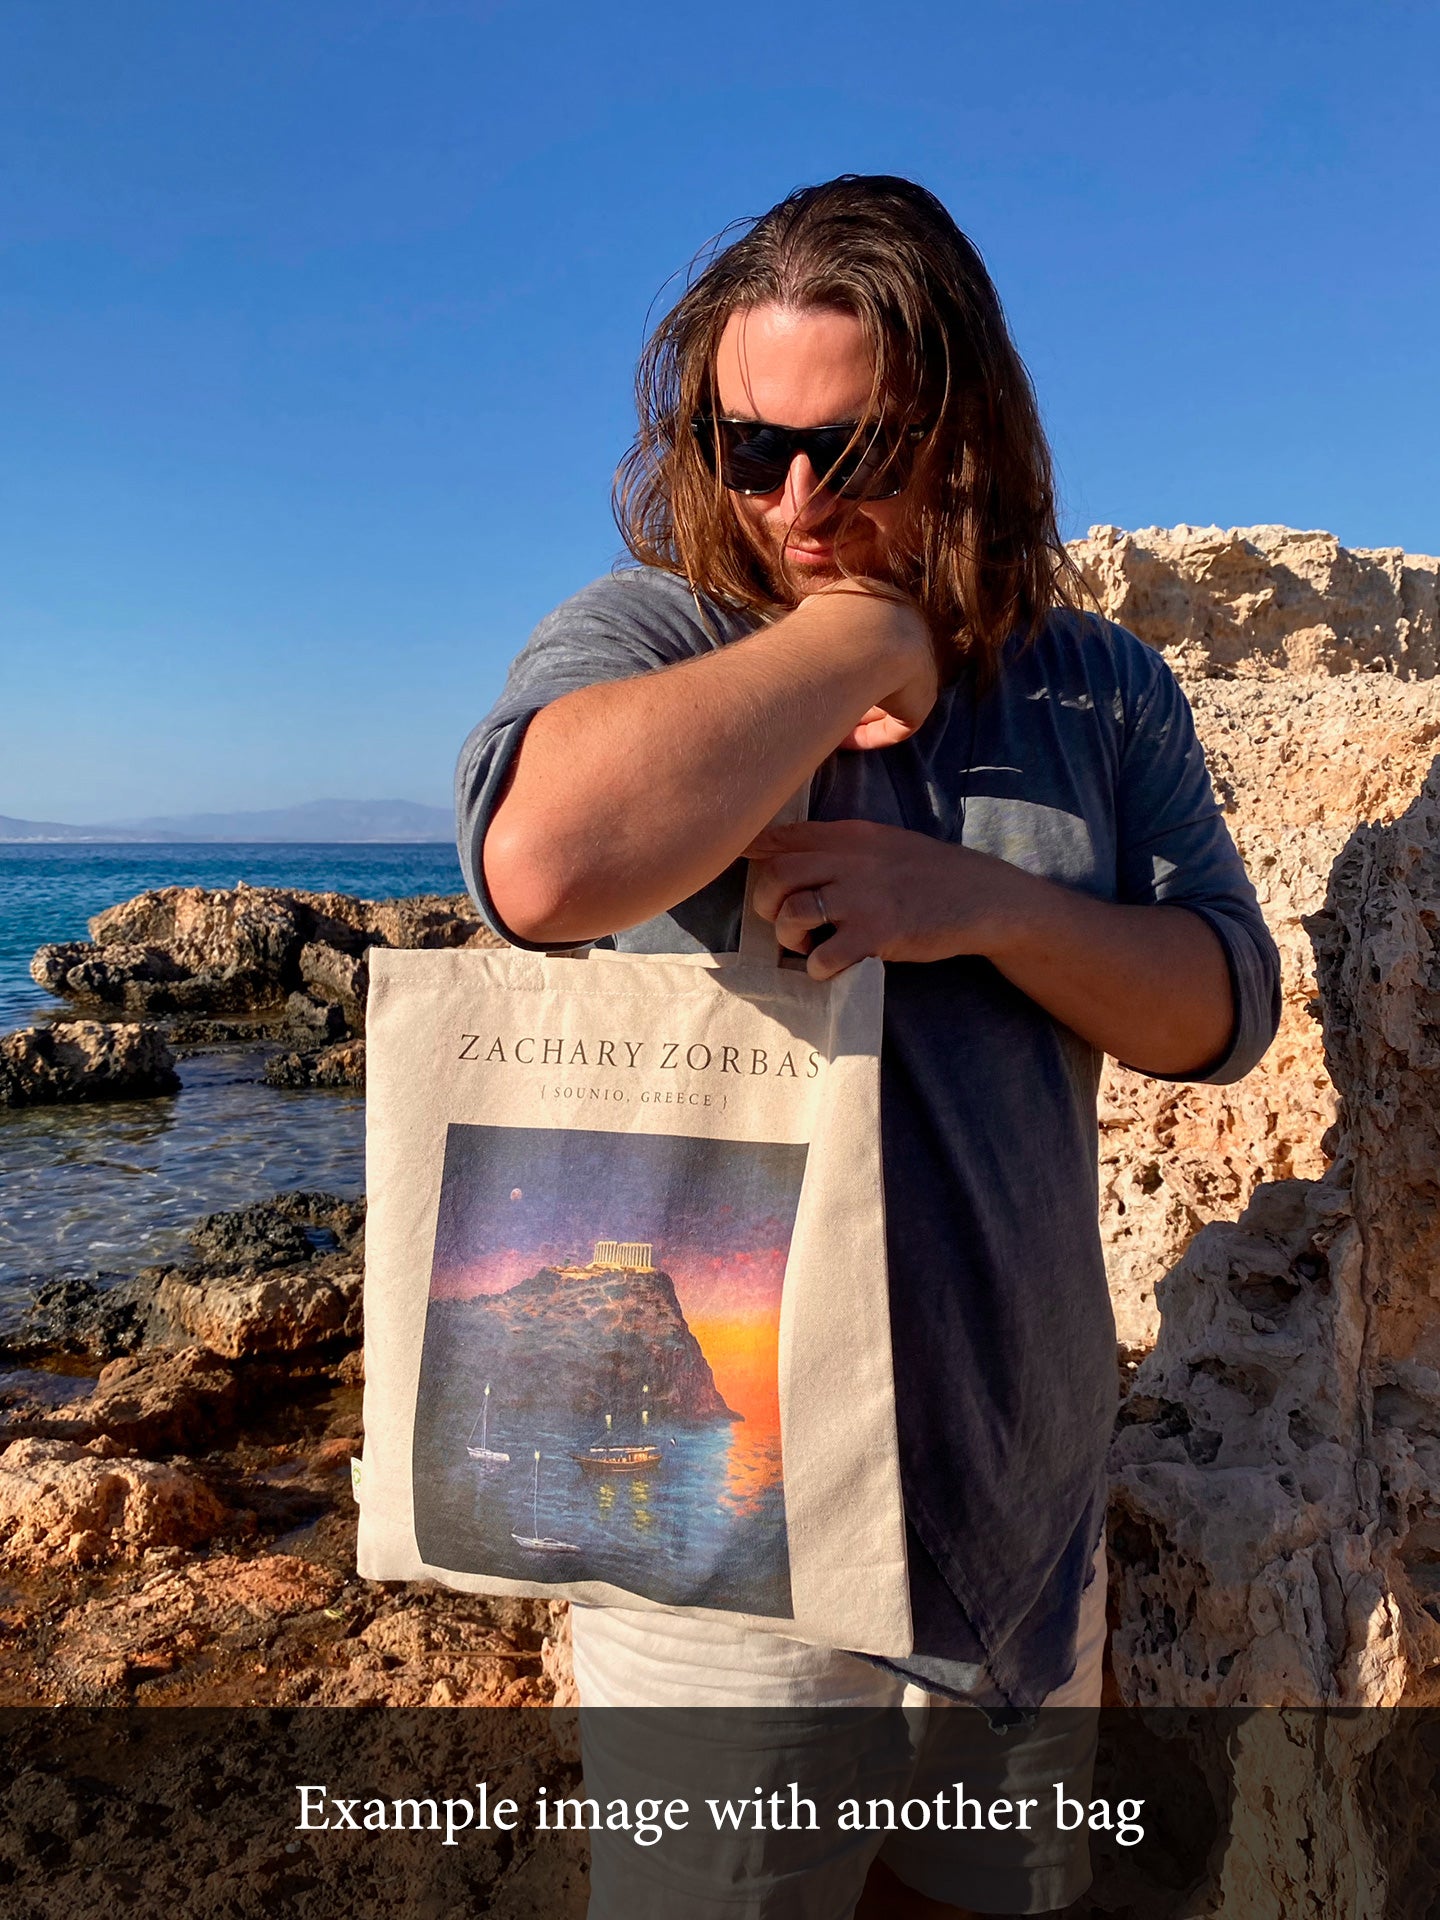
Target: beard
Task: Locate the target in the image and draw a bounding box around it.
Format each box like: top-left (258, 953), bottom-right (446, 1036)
top-left (740, 504), bottom-right (888, 605)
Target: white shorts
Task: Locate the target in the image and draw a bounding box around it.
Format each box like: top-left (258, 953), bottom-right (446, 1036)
top-left (573, 1542), bottom-right (1106, 1917)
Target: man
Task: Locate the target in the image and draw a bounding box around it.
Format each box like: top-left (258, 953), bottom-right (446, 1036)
top-left (457, 176), bottom-right (1279, 1912)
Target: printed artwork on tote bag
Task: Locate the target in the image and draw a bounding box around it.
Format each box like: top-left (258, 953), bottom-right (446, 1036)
top-left (413, 1124), bottom-right (806, 1617)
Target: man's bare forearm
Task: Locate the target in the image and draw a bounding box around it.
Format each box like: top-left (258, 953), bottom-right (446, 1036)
top-left (482, 590), bottom-right (933, 943)
top-left (983, 870), bottom-right (1234, 1075)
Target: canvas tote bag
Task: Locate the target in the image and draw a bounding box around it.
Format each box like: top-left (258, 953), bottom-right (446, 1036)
top-left (357, 835), bottom-right (912, 1657)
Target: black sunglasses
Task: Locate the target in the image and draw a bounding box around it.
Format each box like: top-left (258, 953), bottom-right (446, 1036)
top-left (691, 414), bottom-right (928, 501)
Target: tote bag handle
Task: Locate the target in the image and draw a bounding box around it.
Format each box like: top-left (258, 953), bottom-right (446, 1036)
top-left (737, 778), bottom-right (813, 963)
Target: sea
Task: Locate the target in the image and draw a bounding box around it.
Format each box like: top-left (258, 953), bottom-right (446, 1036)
top-left (0, 843), bottom-right (465, 1322)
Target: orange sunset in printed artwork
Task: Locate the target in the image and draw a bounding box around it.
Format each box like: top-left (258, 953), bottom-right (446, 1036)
top-left (689, 1312), bottom-right (782, 1521)
top-left (689, 1312), bottom-right (781, 1431)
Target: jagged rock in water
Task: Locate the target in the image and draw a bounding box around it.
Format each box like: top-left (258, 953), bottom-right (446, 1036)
top-left (14, 1274), bottom-right (160, 1360)
top-left (28, 941), bottom-right (187, 1006)
top-left (0, 1020), bottom-right (180, 1107)
top-left (28, 941), bottom-right (95, 995)
top-left (284, 990), bottom-right (348, 1044)
top-left (118, 1193), bottom-right (369, 1360)
top-left (187, 1203), bottom-right (318, 1272)
top-left (264, 1038), bottom-right (366, 1089)
top-left (3, 1195), bottom-right (358, 1366)
top-left (298, 940), bottom-right (368, 1024)
top-left (185, 1192), bottom-right (362, 1272)
top-left (146, 1261), bottom-right (363, 1361)
top-left (29, 884), bottom-right (504, 1027)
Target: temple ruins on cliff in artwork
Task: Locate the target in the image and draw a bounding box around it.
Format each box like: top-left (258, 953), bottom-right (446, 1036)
top-left (585, 1241), bottom-right (653, 1271)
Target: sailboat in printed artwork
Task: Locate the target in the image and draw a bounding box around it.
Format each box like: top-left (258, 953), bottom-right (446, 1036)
top-left (512, 1451), bottom-right (580, 1554)
top-left (466, 1382), bottom-right (510, 1467)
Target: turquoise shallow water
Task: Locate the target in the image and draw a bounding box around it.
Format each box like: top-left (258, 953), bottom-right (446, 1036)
top-left (0, 1049), bottom-right (366, 1318)
top-left (0, 843), bottom-right (466, 1312)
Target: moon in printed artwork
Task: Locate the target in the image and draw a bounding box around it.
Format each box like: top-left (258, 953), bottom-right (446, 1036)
top-left (510, 1188), bottom-right (523, 1201)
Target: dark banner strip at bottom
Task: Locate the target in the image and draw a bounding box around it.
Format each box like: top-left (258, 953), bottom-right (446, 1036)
top-left (0, 1706), bottom-right (1436, 1918)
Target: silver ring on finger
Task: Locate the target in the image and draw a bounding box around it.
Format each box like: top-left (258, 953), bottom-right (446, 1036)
top-left (812, 887), bottom-right (831, 926)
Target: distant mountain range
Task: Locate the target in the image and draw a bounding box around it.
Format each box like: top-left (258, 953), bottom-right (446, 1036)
top-left (0, 800), bottom-right (456, 843)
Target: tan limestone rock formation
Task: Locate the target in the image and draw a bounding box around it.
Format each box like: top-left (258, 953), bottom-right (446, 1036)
top-left (30, 885), bottom-right (504, 1029)
top-left (0, 1439), bottom-right (227, 1570)
top-left (1109, 756), bottom-right (1440, 1713)
top-left (0, 1351), bottom-right (243, 1455)
top-left (65, 1350), bottom-right (240, 1454)
top-left (28, 941), bottom-right (186, 1004)
top-left (1109, 1174), bottom-right (1380, 1705)
top-left (1309, 771), bottom-right (1440, 1388)
top-left (1071, 522), bottom-right (1439, 679)
top-left (147, 1261), bottom-right (362, 1360)
top-left (89, 881), bottom-right (352, 961)
top-left (1068, 527), bottom-right (1440, 1348)
top-left (103, 1192), bottom-right (371, 1361)
top-left (298, 938), bottom-right (369, 1022)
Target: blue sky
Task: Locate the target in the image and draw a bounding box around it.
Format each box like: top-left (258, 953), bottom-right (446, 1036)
top-left (4, 0), bottom-right (1436, 821)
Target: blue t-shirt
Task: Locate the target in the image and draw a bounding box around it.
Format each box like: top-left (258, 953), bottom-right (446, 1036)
top-left (454, 566), bottom-right (1281, 1707)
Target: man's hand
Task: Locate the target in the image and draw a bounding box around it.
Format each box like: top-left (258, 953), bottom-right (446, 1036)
top-left (747, 818), bottom-right (1005, 975)
top-left (745, 818), bottom-right (1236, 1076)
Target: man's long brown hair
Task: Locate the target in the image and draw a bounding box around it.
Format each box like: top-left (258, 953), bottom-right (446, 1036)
top-left (614, 174), bottom-right (1084, 674)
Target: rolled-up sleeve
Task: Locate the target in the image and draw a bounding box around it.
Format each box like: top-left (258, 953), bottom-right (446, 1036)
top-left (454, 569), bottom-right (737, 946)
top-left (1113, 642), bottom-right (1282, 1085)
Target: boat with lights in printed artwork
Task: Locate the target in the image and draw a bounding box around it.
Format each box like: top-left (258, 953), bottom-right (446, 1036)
top-left (571, 1389), bottom-right (665, 1471)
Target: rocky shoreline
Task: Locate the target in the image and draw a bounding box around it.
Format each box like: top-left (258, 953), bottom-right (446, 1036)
top-left (0, 880), bottom-right (557, 1716)
top-left (0, 1188), bottom-right (568, 1711)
